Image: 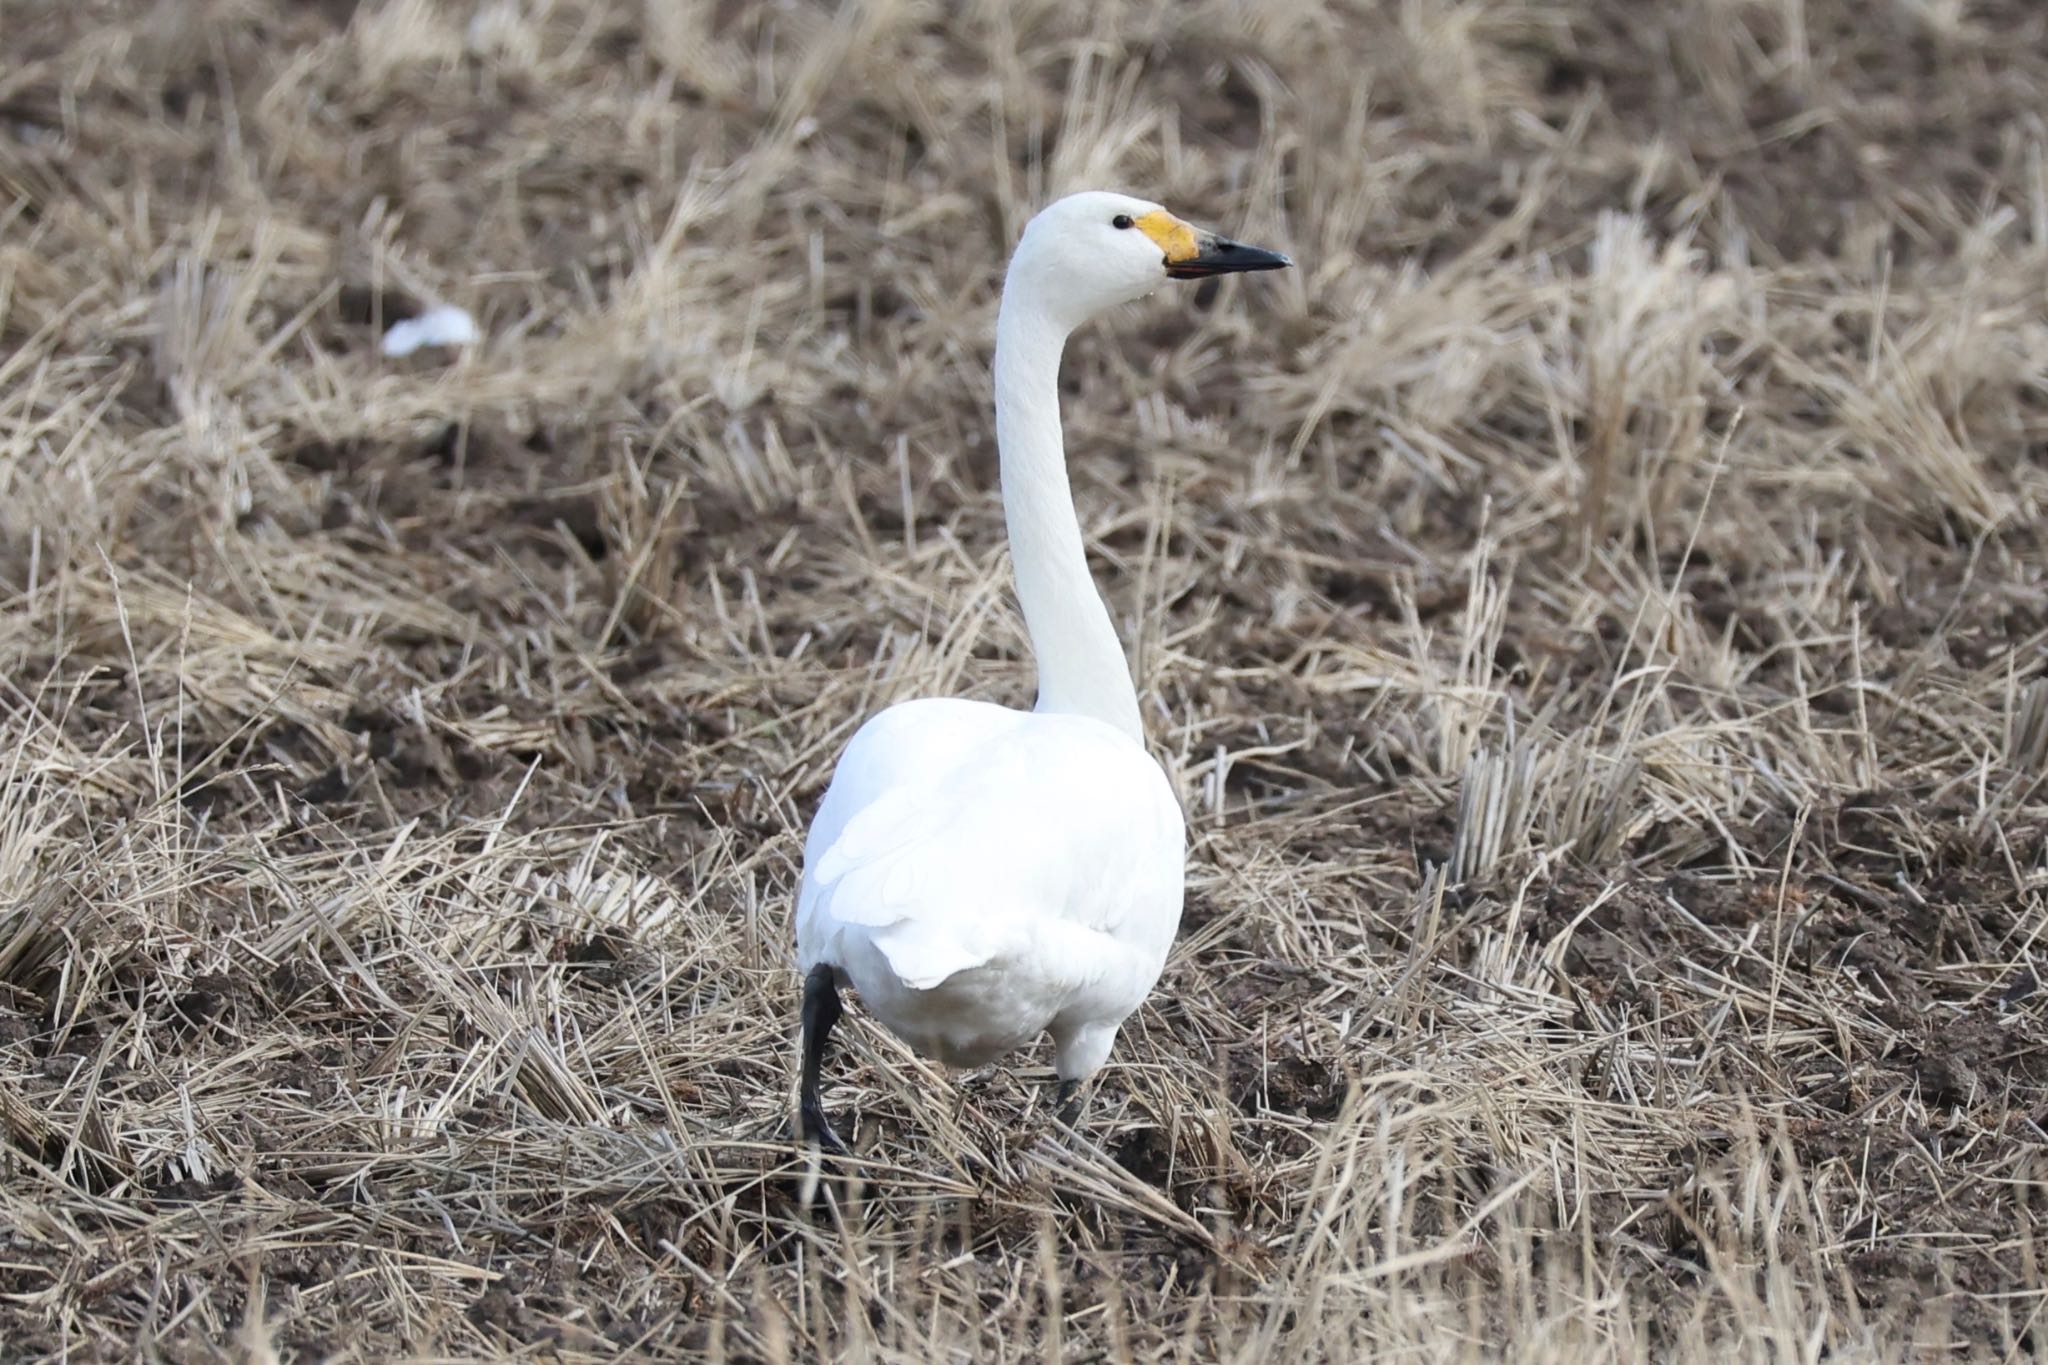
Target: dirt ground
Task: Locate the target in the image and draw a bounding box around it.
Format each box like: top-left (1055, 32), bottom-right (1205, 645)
top-left (2, 0), bottom-right (2046, 1359)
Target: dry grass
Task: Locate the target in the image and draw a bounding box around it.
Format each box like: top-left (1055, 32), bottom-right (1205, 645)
top-left (3, 0), bottom-right (2047, 1359)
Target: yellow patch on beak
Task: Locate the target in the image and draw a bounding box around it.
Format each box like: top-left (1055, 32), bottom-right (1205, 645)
top-left (1133, 210), bottom-right (1200, 265)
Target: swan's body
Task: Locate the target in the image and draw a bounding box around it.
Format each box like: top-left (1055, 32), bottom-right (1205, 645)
top-left (794, 191), bottom-right (1289, 1147)
top-left (799, 700), bottom-right (1181, 1072)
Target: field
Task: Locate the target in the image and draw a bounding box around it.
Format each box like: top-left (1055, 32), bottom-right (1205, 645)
top-left (3, 0), bottom-right (2047, 1358)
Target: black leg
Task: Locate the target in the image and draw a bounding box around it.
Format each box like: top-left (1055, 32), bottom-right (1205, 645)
top-left (798, 964), bottom-right (850, 1154)
top-left (1054, 1078), bottom-right (1083, 1128)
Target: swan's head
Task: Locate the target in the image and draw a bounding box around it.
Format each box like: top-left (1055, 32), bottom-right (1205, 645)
top-left (1006, 190), bottom-right (1291, 330)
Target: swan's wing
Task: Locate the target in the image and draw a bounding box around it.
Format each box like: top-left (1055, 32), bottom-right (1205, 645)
top-left (796, 704), bottom-right (1183, 991)
top-left (793, 699), bottom-right (1023, 982)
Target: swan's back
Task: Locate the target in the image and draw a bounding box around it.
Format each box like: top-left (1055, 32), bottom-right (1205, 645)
top-left (795, 697), bottom-right (1184, 1049)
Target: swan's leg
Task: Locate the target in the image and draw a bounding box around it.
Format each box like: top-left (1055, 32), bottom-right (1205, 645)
top-left (1054, 1078), bottom-right (1084, 1128)
top-left (1050, 1019), bottom-right (1116, 1131)
top-left (799, 964), bottom-right (850, 1154)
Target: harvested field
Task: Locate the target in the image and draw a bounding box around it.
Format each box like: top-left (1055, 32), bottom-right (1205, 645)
top-left (3, 0), bottom-right (2047, 1359)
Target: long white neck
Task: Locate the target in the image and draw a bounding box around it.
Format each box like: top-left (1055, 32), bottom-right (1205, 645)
top-left (992, 285), bottom-right (1144, 742)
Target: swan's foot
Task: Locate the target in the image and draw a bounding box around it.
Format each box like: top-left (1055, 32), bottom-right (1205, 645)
top-left (798, 1099), bottom-right (850, 1155)
top-left (798, 964), bottom-right (850, 1155)
top-left (1054, 1077), bottom-right (1084, 1129)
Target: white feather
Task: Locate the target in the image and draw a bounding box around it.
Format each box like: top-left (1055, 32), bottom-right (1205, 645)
top-left (380, 304), bottom-right (478, 358)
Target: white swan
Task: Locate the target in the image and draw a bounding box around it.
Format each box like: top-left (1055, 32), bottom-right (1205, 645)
top-left (794, 191), bottom-right (1291, 1149)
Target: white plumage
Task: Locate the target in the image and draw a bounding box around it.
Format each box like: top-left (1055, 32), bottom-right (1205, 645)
top-left (800, 700), bottom-right (1182, 1067)
top-left (793, 191), bottom-right (1290, 1149)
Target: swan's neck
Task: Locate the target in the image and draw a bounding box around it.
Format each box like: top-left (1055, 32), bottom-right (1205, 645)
top-left (993, 292), bottom-right (1144, 742)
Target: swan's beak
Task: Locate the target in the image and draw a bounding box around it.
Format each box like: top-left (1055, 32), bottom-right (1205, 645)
top-left (1136, 210), bottom-right (1293, 279)
top-left (1164, 233), bottom-right (1293, 279)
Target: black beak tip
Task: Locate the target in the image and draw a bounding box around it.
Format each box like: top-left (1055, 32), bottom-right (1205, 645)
top-left (1167, 238), bottom-right (1294, 279)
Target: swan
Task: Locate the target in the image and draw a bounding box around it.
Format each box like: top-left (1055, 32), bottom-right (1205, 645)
top-left (794, 190), bottom-right (1291, 1150)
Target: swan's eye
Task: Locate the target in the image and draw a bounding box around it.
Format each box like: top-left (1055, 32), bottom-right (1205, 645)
top-left (1112, 214), bottom-right (1134, 230)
